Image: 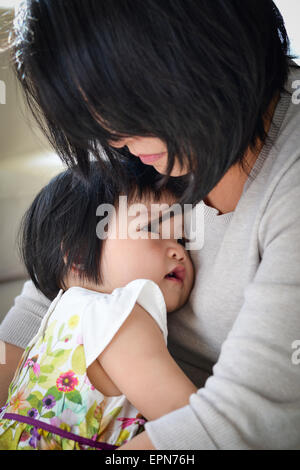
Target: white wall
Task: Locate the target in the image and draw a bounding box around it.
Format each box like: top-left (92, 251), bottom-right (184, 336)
top-left (275, 0), bottom-right (300, 64)
top-left (0, 1), bottom-right (19, 8)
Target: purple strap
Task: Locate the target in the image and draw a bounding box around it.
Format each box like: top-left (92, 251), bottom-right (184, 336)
top-left (3, 413), bottom-right (118, 450)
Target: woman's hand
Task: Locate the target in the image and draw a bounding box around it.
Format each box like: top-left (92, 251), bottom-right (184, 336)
top-left (117, 430), bottom-right (156, 450)
top-left (0, 343), bottom-right (24, 407)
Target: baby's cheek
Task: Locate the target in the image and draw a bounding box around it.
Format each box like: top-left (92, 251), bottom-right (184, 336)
top-left (164, 292), bottom-right (179, 314)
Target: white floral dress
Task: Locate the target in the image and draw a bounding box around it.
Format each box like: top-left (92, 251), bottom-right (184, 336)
top-left (0, 279), bottom-right (168, 450)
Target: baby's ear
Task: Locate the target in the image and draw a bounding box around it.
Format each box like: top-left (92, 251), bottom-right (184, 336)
top-left (71, 263), bottom-right (85, 272)
top-left (61, 258), bottom-right (87, 291)
top-left (64, 258), bottom-right (84, 273)
top-left (62, 246), bottom-right (84, 273)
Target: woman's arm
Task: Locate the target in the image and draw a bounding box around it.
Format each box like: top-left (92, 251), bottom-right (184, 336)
top-left (118, 186), bottom-right (300, 451)
top-left (0, 281), bottom-right (51, 406)
top-left (0, 343), bottom-right (24, 406)
top-left (97, 302), bottom-right (198, 422)
top-left (117, 430), bottom-right (156, 450)
top-left (0, 280), bottom-right (51, 350)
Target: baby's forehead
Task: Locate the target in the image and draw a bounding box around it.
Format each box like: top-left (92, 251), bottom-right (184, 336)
top-left (116, 192), bottom-right (183, 226)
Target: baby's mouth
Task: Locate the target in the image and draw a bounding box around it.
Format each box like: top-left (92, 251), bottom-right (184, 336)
top-left (164, 265), bottom-right (186, 284)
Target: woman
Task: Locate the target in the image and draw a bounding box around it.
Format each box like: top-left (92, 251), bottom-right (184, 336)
top-left (1, 0), bottom-right (300, 449)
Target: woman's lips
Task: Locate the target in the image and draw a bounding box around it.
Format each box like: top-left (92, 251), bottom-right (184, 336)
top-left (138, 153), bottom-right (166, 164)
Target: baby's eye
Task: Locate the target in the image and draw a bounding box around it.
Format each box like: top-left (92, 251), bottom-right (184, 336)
top-left (177, 237), bottom-right (189, 247)
top-left (138, 224), bottom-right (189, 244)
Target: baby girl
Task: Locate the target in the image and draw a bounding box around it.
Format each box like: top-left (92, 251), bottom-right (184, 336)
top-left (0, 160), bottom-right (196, 450)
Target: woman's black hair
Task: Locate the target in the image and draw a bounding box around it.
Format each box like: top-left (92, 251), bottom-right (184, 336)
top-left (4, 0), bottom-right (299, 206)
top-left (19, 159), bottom-right (187, 300)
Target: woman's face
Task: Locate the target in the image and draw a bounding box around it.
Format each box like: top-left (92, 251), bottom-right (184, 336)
top-left (109, 136), bottom-right (189, 177)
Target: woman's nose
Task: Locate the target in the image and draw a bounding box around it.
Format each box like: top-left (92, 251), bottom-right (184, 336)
top-left (109, 139), bottom-right (127, 149)
top-left (109, 139), bottom-right (140, 154)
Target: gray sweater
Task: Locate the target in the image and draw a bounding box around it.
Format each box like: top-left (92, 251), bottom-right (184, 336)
top-left (1, 64), bottom-right (300, 450)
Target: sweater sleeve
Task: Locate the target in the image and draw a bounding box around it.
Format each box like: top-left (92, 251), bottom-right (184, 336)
top-left (144, 185), bottom-right (300, 450)
top-left (0, 280), bottom-right (51, 349)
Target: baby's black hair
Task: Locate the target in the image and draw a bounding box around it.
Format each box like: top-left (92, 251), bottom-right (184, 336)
top-left (19, 159), bottom-right (188, 300)
top-left (4, 0), bottom-right (298, 208)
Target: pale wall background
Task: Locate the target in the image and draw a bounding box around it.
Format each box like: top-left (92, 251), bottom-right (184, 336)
top-left (275, 0), bottom-right (300, 64)
top-left (0, 5), bottom-right (63, 322)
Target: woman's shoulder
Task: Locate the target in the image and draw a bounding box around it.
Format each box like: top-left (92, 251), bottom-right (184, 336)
top-left (276, 63), bottom-right (300, 159)
top-left (250, 64), bottom-right (300, 216)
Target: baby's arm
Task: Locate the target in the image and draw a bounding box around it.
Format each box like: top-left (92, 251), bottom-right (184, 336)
top-left (97, 302), bottom-right (198, 422)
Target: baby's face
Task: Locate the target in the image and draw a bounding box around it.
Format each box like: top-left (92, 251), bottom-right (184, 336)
top-left (97, 194), bottom-right (195, 312)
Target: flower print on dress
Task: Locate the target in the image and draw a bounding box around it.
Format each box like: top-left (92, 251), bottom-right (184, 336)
top-left (24, 355), bottom-right (40, 377)
top-left (29, 427), bottom-right (41, 449)
top-left (42, 395), bottom-right (56, 410)
top-left (117, 417), bottom-right (147, 429)
top-left (19, 430), bottom-right (31, 442)
top-left (39, 433), bottom-right (63, 451)
top-left (83, 374), bottom-right (95, 391)
top-left (50, 408), bottom-right (79, 429)
top-left (76, 333), bottom-right (83, 345)
top-left (0, 284), bottom-right (156, 449)
top-left (27, 408), bottom-right (39, 419)
top-left (6, 384), bottom-right (31, 413)
top-left (0, 403), bottom-right (9, 415)
top-left (68, 315), bottom-right (80, 330)
top-left (56, 371), bottom-right (79, 393)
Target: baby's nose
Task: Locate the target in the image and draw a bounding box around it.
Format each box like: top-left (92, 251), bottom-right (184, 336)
top-left (166, 244), bottom-right (185, 262)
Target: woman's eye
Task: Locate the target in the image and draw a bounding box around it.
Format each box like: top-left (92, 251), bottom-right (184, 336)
top-left (140, 226), bottom-right (160, 234)
top-left (137, 224), bottom-right (160, 235)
